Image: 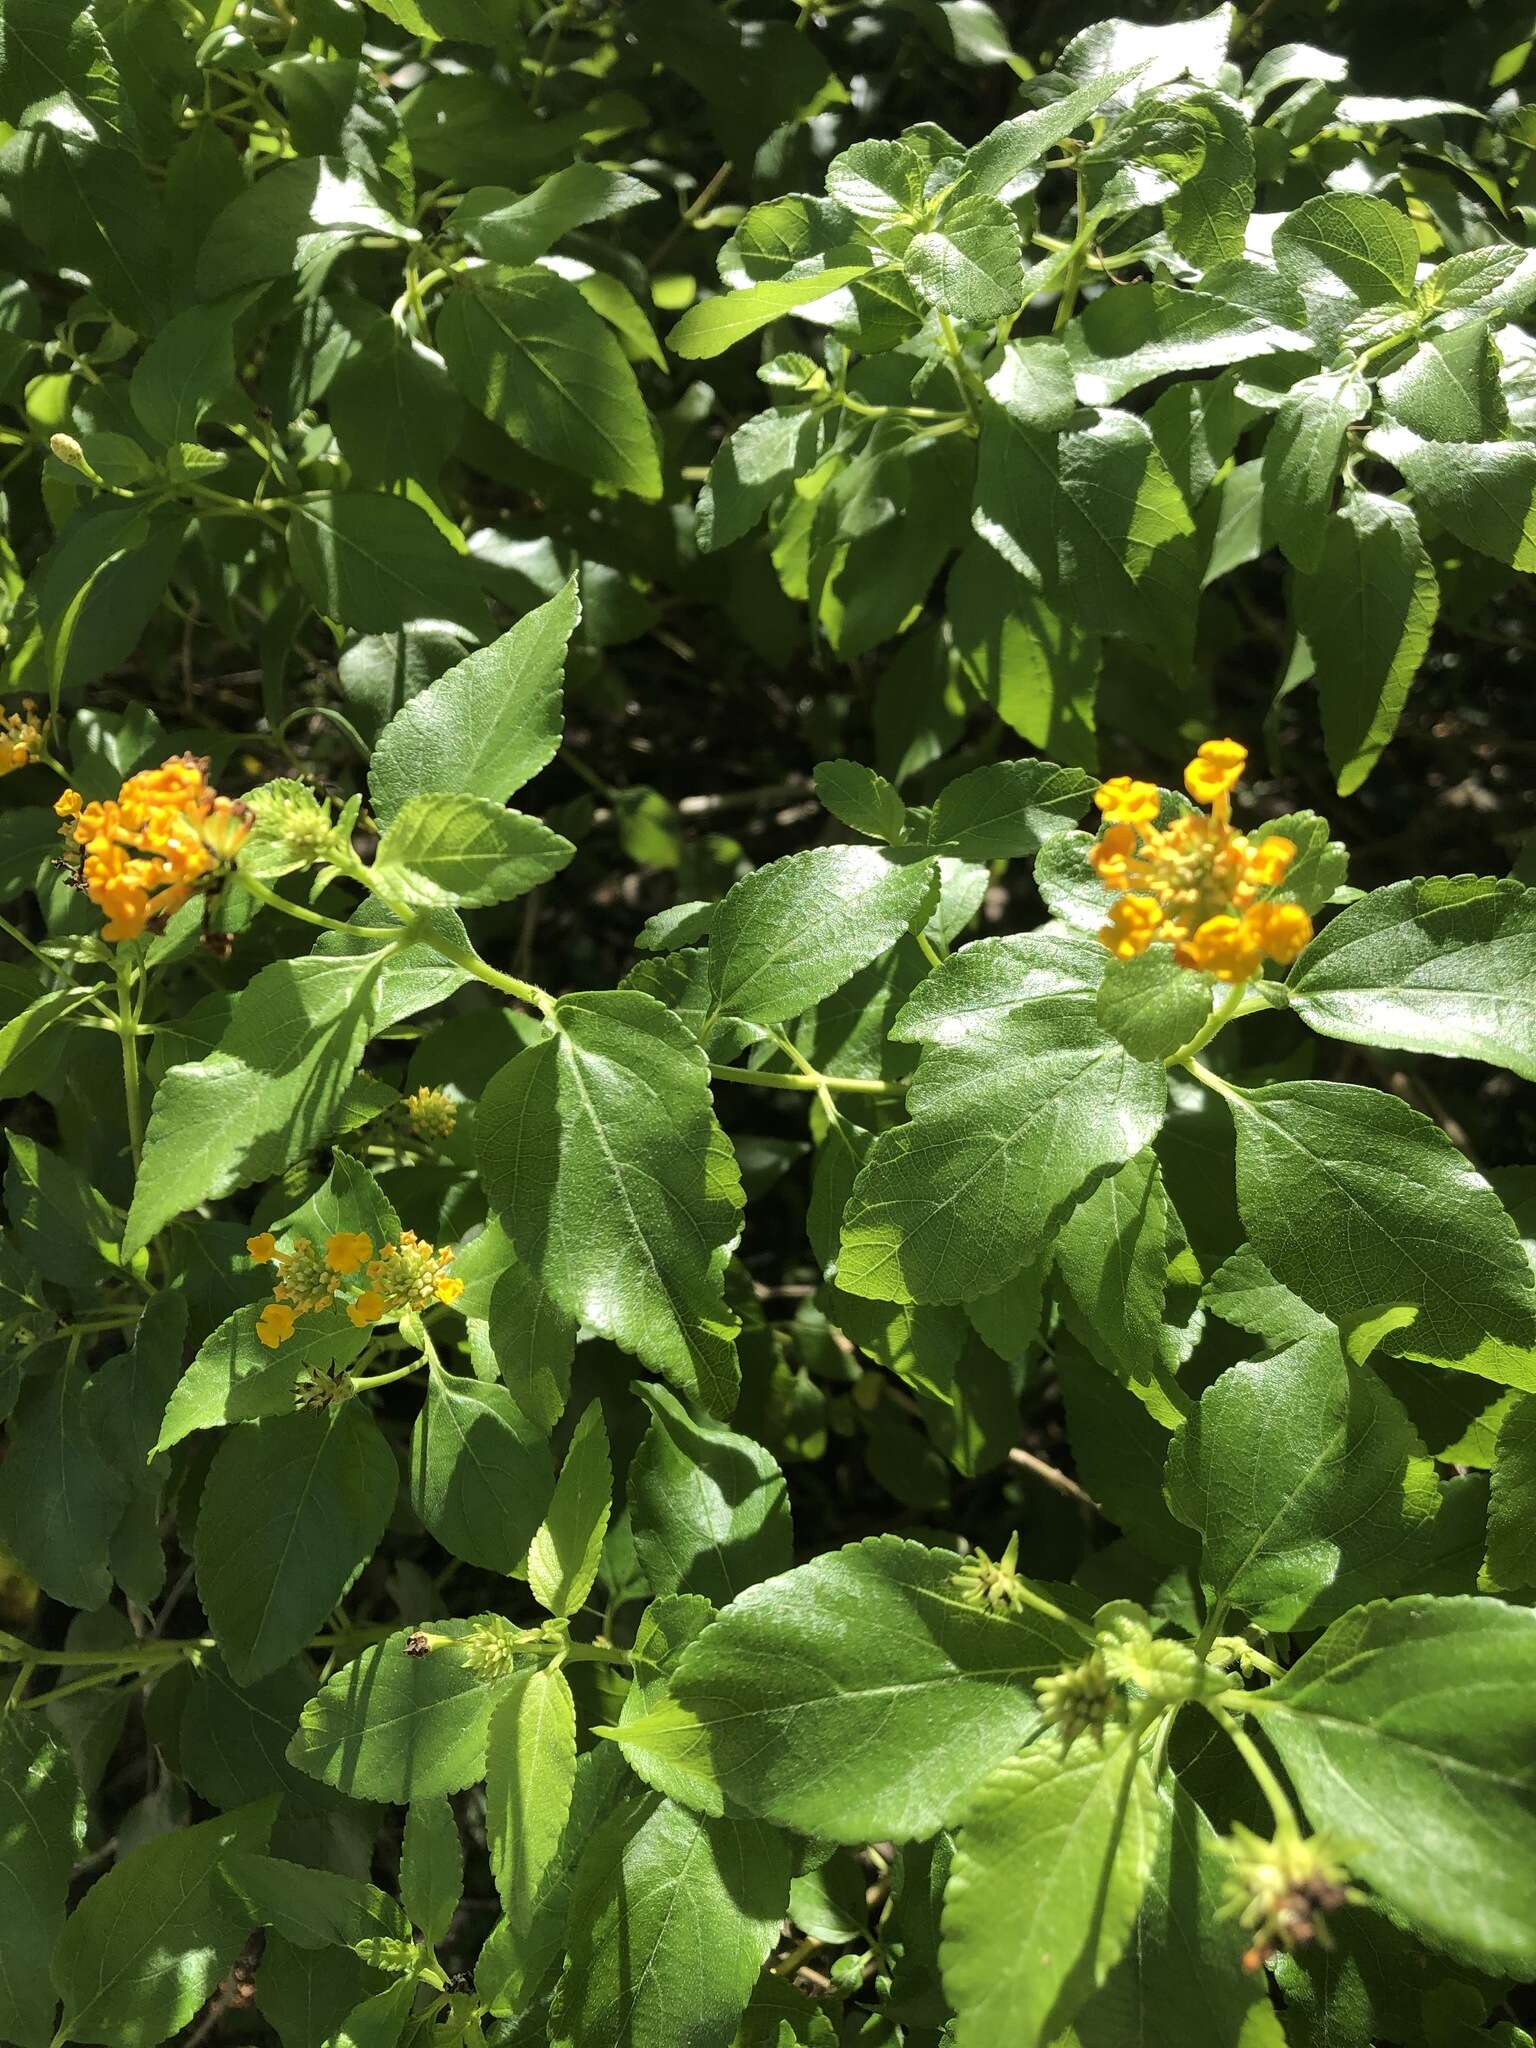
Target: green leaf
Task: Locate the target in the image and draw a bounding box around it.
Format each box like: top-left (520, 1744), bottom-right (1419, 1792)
top-left (1487, 1395), bottom-right (1536, 1591)
top-left (1288, 875), bottom-right (1536, 1080)
top-left (450, 166), bottom-right (657, 266)
top-left (1273, 193), bottom-right (1419, 336)
top-left (368, 579), bottom-right (577, 829)
top-left (652, 1535), bottom-right (1082, 1841)
top-left (1370, 425), bottom-right (1536, 571)
top-left (629, 1382), bottom-right (793, 1605)
top-left (439, 271), bottom-right (661, 498)
top-left (1053, 1149), bottom-right (1190, 1426)
top-left (195, 155), bottom-right (417, 299)
top-left (1063, 265), bottom-right (1310, 406)
top-left (838, 985), bottom-right (1166, 1305)
top-left (697, 405), bottom-right (819, 554)
top-left (195, 1404), bottom-right (397, 1686)
top-left (409, 1367), bottom-right (554, 1574)
top-left (328, 325), bottom-right (466, 488)
top-left (813, 758), bottom-right (908, 843)
top-left (928, 758), bottom-right (1094, 861)
top-left (1074, 1772), bottom-right (1273, 2048)
top-left (1254, 811), bottom-right (1348, 916)
top-left (826, 138), bottom-right (926, 219)
top-left (1292, 491), bottom-right (1439, 796)
top-left (527, 1399), bottom-right (612, 1619)
top-left (1094, 950), bottom-right (1212, 1062)
top-left (0, 1353), bottom-right (128, 1609)
top-left (0, 1718), bottom-right (82, 2048)
top-left (129, 291), bottom-right (256, 449)
top-left (400, 1797), bottom-right (462, 1948)
top-left (906, 193), bottom-right (1023, 324)
top-left (255, 1938), bottom-right (391, 2048)
top-left (548, 1795), bottom-right (789, 2048)
top-left (478, 991), bottom-right (743, 1412)
top-left (1380, 322), bottom-right (1508, 442)
top-left (1261, 368), bottom-right (1369, 573)
top-left (155, 1302), bottom-right (369, 1453)
top-left (1164, 90), bottom-right (1255, 270)
top-left (955, 69), bottom-right (1145, 199)
top-left (287, 491), bottom-right (491, 637)
top-left (1263, 1596), bottom-right (1536, 1975)
top-left (288, 1619), bottom-right (524, 1802)
top-left (940, 1732), bottom-right (1161, 2048)
top-left (124, 948), bottom-right (388, 1257)
top-left (485, 1665), bottom-right (576, 1930)
top-left (478, 1259), bottom-right (576, 1435)
top-left (974, 406), bottom-right (1200, 670)
top-left (1224, 1079), bottom-right (1536, 1379)
top-left (668, 267), bottom-right (873, 360)
top-left (1165, 1327), bottom-right (1440, 1627)
top-left (373, 793), bottom-right (573, 911)
top-left (52, 1803), bottom-right (273, 2048)
top-left (177, 1655), bottom-right (340, 1814)
top-left (224, 1852), bottom-right (408, 1953)
top-left (707, 845), bottom-right (936, 1026)
top-left (5, 1132), bottom-right (120, 1286)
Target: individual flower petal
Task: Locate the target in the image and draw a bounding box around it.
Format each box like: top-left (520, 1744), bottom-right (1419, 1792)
top-left (325, 1231), bottom-right (374, 1276)
top-left (347, 1289), bottom-right (386, 1328)
top-left (255, 1302), bottom-right (297, 1350)
top-left (1093, 776), bottom-right (1161, 827)
top-left (1185, 738), bottom-right (1248, 806)
top-left (1098, 894), bottom-right (1164, 960)
top-left (246, 1232), bottom-right (277, 1262)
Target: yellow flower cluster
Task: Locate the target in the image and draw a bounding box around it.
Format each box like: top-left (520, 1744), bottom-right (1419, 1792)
top-left (1089, 741), bottom-right (1313, 983)
top-left (248, 1227), bottom-right (463, 1349)
top-left (55, 754), bottom-right (252, 943)
top-left (405, 1086), bottom-right (458, 1142)
top-left (1, 699), bottom-right (45, 776)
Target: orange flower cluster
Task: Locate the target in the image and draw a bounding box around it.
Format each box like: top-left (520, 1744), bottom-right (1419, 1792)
top-left (1089, 741), bottom-right (1313, 983)
top-left (1, 699), bottom-right (45, 775)
top-left (55, 754), bottom-right (251, 942)
top-left (248, 1228), bottom-right (463, 1349)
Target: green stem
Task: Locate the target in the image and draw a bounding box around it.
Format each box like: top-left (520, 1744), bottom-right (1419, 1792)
top-left (708, 1062), bottom-right (902, 1099)
top-left (1165, 980), bottom-right (1251, 1069)
top-left (1053, 168), bottom-right (1092, 333)
top-left (935, 310), bottom-right (980, 423)
top-left (0, 911), bottom-right (117, 1022)
top-left (1183, 1055), bottom-right (1247, 1104)
top-left (1211, 1706), bottom-right (1299, 1837)
top-left (350, 1356), bottom-right (428, 1392)
top-left (913, 927), bottom-right (945, 971)
top-left (115, 957), bottom-right (144, 1171)
top-left (417, 932), bottom-right (554, 1016)
top-left (237, 872), bottom-right (400, 939)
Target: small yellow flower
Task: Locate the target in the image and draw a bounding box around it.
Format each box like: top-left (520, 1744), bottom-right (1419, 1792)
top-left (1177, 914), bottom-right (1264, 984)
top-left (1184, 738), bottom-right (1248, 806)
top-left (1246, 900), bottom-right (1313, 964)
top-left (348, 1289), bottom-right (385, 1328)
top-left (434, 1274), bottom-right (465, 1307)
top-left (1098, 894), bottom-right (1164, 960)
top-left (1094, 776), bottom-right (1161, 827)
top-left (325, 1231), bottom-right (374, 1276)
top-left (246, 1232), bottom-right (277, 1263)
top-left (366, 1231), bottom-right (460, 1314)
top-left (1245, 836), bottom-right (1296, 888)
top-left (54, 788), bottom-right (82, 819)
top-left (256, 1302), bottom-right (297, 1350)
top-left (270, 1236), bottom-right (340, 1316)
top-left (0, 701), bottom-right (45, 777)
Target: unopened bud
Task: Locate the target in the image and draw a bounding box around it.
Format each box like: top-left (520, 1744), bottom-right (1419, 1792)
top-left (49, 432), bottom-right (87, 469)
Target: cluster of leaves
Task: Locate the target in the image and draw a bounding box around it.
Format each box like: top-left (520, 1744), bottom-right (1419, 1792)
top-left (2, 4), bottom-right (1536, 2048)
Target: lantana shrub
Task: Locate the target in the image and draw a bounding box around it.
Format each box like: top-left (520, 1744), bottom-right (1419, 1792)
top-left (2, 4), bottom-right (1535, 2047)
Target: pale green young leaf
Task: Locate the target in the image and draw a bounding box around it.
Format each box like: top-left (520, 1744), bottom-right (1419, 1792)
top-left (124, 948), bottom-right (389, 1257)
top-left (1379, 322), bottom-right (1508, 442)
top-left (1165, 1328), bottom-right (1440, 1627)
top-left (526, 1398), bottom-right (611, 1619)
top-left (439, 271), bottom-right (661, 497)
top-left (1288, 875), bottom-right (1536, 1080)
top-left (288, 1619), bottom-right (525, 1802)
top-left (1263, 1596), bottom-right (1536, 1976)
top-left (1487, 1395), bottom-right (1536, 1591)
top-left (629, 1382), bottom-right (793, 1605)
top-left (409, 1367), bottom-right (554, 1574)
top-left (838, 993), bottom-right (1166, 1305)
top-left (1273, 192), bottom-right (1418, 342)
top-left (941, 1733), bottom-right (1161, 2048)
top-left (1225, 1079), bottom-right (1536, 1379)
top-left (1261, 367), bottom-right (1368, 573)
top-left (1292, 491), bottom-right (1439, 796)
top-left (1254, 811), bottom-right (1348, 916)
top-left (668, 267), bottom-right (873, 360)
top-left (287, 491), bottom-right (491, 637)
top-left (401, 1797), bottom-right (462, 1948)
top-left (195, 1404), bottom-right (397, 1686)
top-left (826, 138), bottom-right (925, 219)
top-left (52, 1803), bottom-right (273, 2048)
top-left (616, 1594), bottom-right (720, 1810)
top-left (707, 844), bottom-right (935, 1026)
top-left (954, 68), bottom-right (1145, 199)
top-left (549, 1795), bottom-right (787, 2048)
top-left (368, 579), bottom-right (578, 828)
top-left (662, 1535), bottom-right (1083, 1841)
top-left (928, 758), bottom-right (1094, 861)
top-left (1064, 267), bottom-right (1310, 406)
top-left (373, 793), bottom-right (573, 911)
top-left (478, 991), bottom-right (743, 1413)
top-left (698, 406), bottom-right (819, 555)
top-left (0, 1718), bottom-right (82, 2048)
top-left (485, 1665), bottom-right (576, 1929)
